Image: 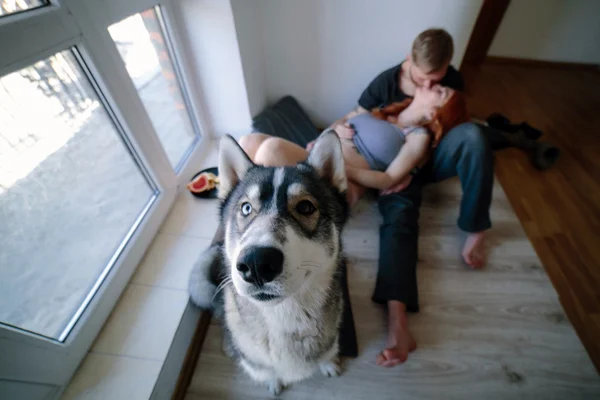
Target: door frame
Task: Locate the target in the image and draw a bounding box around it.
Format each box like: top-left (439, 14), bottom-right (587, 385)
top-left (460, 0), bottom-right (512, 74)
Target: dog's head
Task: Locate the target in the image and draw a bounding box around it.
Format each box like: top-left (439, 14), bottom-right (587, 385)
top-left (218, 132), bottom-right (348, 305)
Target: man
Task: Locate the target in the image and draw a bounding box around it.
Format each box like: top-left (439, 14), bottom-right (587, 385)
top-left (332, 28), bottom-right (494, 367)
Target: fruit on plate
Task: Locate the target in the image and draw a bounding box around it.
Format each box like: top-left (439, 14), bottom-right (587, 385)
top-left (187, 172), bottom-right (219, 193)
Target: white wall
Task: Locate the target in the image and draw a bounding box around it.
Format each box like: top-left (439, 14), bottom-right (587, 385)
top-left (489, 0), bottom-right (600, 65)
top-left (178, 0), bottom-right (253, 136)
top-left (230, 0), bottom-right (268, 118)
top-left (259, 0), bottom-right (483, 127)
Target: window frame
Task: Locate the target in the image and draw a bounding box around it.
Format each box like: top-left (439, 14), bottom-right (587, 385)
top-left (0, 0), bottom-right (212, 397)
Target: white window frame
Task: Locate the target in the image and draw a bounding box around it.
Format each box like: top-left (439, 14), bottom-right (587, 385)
top-left (0, 1), bottom-right (211, 398)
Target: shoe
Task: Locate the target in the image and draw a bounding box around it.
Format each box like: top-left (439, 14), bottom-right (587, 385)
top-left (486, 113), bottom-right (544, 139)
top-left (519, 122), bottom-right (543, 140)
top-left (486, 113), bottom-right (519, 133)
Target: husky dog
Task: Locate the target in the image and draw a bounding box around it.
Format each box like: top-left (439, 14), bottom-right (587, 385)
top-left (188, 132), bottom-right (349, 395)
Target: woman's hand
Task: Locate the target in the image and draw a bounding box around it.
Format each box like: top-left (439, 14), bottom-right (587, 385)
top-left (380, 174), bottom-right (413, 195)
top-left (309, 122), bottom-right (354, 151)
top-left (333, 123), bottom-right (355, 139)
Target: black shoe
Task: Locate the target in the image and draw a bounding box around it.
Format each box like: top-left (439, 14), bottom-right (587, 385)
top-left (486, 113), bottom-right (519, 133)
top-left (486, 113), bottom-right (543, 139)
top-left (519, 122), bottom-right (543, 140)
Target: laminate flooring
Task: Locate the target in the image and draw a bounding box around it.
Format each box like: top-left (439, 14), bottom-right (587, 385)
top-left (186, 177), bottom-right (600, 399)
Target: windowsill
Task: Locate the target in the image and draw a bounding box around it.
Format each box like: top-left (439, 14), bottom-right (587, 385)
top-left (62, 139), bottom-right (220, 399)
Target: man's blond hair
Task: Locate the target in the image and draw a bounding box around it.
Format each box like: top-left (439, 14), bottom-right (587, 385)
top-left (411, 28), bottom-right (454, 73)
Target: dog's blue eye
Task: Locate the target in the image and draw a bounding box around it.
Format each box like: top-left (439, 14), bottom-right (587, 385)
top-left (296, 200), bottom-right (316, 216)
top-left (241, 202), bottom-right (252, 216)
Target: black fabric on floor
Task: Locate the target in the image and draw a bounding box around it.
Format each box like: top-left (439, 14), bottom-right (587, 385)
top-left (252, 95), bottom-right (321, 148)
top-left (338, 259), bottom-right (359, 358)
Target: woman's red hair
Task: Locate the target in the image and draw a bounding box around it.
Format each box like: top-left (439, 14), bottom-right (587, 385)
top-left (371, 91), bottom-right (469, 148)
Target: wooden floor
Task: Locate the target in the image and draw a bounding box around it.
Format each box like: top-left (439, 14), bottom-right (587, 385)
top-left (464, 62), bottom-right (600, 372)
top-left (186, 175), bottom-right (599, 399)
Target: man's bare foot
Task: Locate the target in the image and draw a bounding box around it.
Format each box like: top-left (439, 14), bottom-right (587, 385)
top-left (462, 231), bottom-right (486, 269)
top-left (376, 301), bottom-right (417, 368)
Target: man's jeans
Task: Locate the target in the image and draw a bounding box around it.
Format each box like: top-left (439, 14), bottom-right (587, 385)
top-left (372, 122), bottom-right (494, 311)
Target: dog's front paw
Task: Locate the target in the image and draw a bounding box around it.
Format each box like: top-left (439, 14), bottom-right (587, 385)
top-left (267, 379), bottom-right (284, 396)
top-left (319, 358), bottom-right (341, 377)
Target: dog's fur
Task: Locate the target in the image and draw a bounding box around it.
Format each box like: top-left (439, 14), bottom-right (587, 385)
top-left (188, 132), bottom-right (349, 395)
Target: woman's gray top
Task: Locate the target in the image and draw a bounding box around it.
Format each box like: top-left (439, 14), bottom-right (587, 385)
top-left (348, 113), bottom-right (427, 171)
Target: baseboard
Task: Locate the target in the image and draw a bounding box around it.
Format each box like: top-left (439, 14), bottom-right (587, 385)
top-left (147, 302), bottom-right (204, 400)
top-left (164, 306), bottom-right (212, 400)
top-left (166, 227), bottom-right (223, 399)
top-left (485, 56), bottom-right (600, 71)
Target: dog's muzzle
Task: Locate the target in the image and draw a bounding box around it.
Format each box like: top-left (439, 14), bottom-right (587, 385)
top-left (236, 246), bottom-right (284, 290)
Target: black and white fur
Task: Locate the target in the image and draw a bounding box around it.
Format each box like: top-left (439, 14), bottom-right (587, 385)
top-left (188, 132), bottom-right (349, 395)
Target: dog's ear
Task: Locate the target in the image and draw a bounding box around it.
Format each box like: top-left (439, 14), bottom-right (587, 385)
top-left (218, 135), bottom-right (254, 199)
top-left (306, 130), bottom-right (347, 193)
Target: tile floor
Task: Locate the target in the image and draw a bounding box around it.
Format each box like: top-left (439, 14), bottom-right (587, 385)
top-left (62, 141), bottom-right (220, 399)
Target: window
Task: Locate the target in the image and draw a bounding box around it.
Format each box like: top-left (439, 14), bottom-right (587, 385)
top-left (0, 49), bottom-right (156, 340)
top-left (0, 0), bottom-right (48, 17)
top-left (108, 6), bottom-right (199, 170)
top-left (0, 0), bottom-right (205, 393)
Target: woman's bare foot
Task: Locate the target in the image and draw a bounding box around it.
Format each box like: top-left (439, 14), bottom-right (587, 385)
top-left (376, 301), bottom-right (417, 368)
top-left (462, 231), bottom-right (486, 269)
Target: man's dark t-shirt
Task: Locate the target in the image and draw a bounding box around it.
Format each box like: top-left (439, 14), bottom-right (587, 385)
top-left (358, 62), bottom-right (464, 110)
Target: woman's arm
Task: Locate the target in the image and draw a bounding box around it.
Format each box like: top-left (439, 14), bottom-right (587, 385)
top-left (346, 133), bottom-right (430, 190)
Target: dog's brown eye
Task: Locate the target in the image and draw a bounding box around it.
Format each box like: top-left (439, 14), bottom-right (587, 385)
top-left (296, 200), bottom-right (316, 216)
top-left (241, 202), bottom-right (252, 216)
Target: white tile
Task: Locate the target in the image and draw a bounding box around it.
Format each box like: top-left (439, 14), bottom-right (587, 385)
top-left (92, 284), bottom-right (188, 361)
top-left (62, 353), bottom-right (161, 400)
top-left (159, 193), bottom-right (220, 239)
top-left (131, 232), bottom-right (212, 290)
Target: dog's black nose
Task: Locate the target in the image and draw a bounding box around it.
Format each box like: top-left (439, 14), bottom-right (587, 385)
top-left (236, 247), bottom-right (284, 286)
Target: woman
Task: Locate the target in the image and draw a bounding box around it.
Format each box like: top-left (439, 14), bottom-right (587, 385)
top-left (240, 85), bottom-right (467, 206)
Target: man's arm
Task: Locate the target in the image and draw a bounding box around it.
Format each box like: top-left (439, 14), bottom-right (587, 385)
top-left (329, 67), bottom-right (392, 129)
top-left (331, 100), bottom-right (428, 141)
top-left (331, 96), bottom-right (429, 132)
top-left (346, 132), bottom-right (430, 190)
